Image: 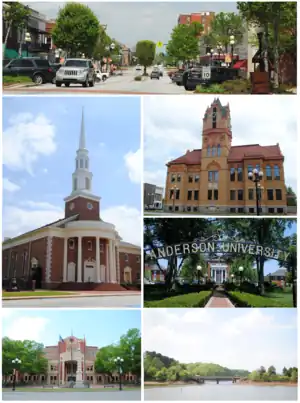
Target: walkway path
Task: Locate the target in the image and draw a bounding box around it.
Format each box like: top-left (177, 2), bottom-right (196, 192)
top-left (205, 286), bottom-right (235, 308)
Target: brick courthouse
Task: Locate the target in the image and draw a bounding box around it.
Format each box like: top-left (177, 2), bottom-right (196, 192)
top-left (2, 111), bottom-right (141, 290)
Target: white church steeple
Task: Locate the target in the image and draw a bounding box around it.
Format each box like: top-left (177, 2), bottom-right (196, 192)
top-left (71, 108), bottom-right (93, 195)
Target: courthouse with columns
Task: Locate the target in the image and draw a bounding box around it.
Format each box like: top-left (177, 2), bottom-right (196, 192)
top-left (2, 110), bottom-right (141, 289)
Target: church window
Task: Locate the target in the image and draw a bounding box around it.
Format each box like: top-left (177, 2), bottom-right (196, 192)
top-left (207, 146), bottom-right (211, 157)
top-left (87, 241), bottom-right (92, 251)
top-left (266, 165), bottom-right (272, 180)
top-left (69, 239), bottom-right (74, 250)
top-left (80, 159), bottom-right (83, 168)
top-left (217, 144), bottom-right (221, 156)
top-left (87, 202), bottom-right (93, 210)
top-left (274, 165), bottom-right (280, 180)
top-left (230, 168), bottom-right (235, 182)
top-left (212, 107), bottom-right (217, 128)
top-left (73, 178), bottom-right (77, 191)
top-left (124, 253), bottom-right (129, 262)
top-left (85, 177), bottom-right (90, 190)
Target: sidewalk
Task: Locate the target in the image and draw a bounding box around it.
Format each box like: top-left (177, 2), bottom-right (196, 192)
top-left (205, 286), bottom-right (235, 308)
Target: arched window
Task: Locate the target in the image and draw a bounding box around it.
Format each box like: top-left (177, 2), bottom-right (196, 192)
top-left (212, 107), bottom-right (217, 129)
top-left (230, 168), bottom-right (235, 182)
top-left (85, 177), bottom-right (90, 190)
top-left (217, 144), bottom-right (221, 156)
top-left (265, 165), bottom-right (272, 180)
top-left (274, 165), bottom-right (280, 180)
top-left (207, 146), bottom-right (211, 157)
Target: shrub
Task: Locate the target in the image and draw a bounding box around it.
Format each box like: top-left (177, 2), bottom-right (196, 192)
top-left (228, 291), bottom-right (290, 307)
top-left (144, 291), bottom-right (212, 308)
top-left (195, 84), bottom-right (226, 94)
top-left (134, 75), bottom-right (142, 81)
top-left (220, 79), bottom-right (251, 94)
top-left (240, 281), bottom-right (259, 295)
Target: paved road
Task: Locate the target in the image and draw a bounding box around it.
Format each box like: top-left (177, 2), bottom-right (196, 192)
top-left (4, 69), bottom-right (188, 95)
top-left (2, 295), bottom-right (141, 308)
top-left (3, 390), bottom-right (141, 401)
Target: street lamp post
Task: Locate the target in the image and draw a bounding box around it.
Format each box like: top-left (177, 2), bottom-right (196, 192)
top-left (114, 357), bottom-right (124, 391)
top-left (231, 274), bottom-right (234, 283)
top-left (206, 49), bottom-right (214, 64)
top-left (229, 35), bottom-right (235, 67)
top-left (24, 32), bottom-right (31, 57)
top-left (105, 42), bottom-right (116, 73)
top-left (248, 168), bottom-right (264, 216)
top-left (239, 266), bottom-right (244, 286)
top-left (171, 185), bottom-right (177, 211)
top-left (197, 265), bottom-right (202, 285)
top-left (12, 358), bottom-right (21, 391)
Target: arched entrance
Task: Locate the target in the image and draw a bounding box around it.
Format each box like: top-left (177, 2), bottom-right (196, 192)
top-left (65, 361), bottom-right (77, 382)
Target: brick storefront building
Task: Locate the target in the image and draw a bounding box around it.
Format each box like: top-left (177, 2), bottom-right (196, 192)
top-left (164, 99), bottom-right (287, 214)
top-left (2, 111), bottom-right (141, 289)
top-left (3, 335), bottom-right (137, 386)
top-left (177, 12), bottom-right (215, 36)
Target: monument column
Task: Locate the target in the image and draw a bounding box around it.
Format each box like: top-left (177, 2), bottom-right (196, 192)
top-left (63, 238), bottom-right (68, 282)
top-left (77, 236), bottom-right (82, 282)
top-left (96, 237), bottom-right (101, 282)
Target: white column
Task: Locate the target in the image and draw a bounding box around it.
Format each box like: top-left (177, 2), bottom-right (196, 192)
top-left (106, 242), bottom-right (109, 282)
top-left (214, 270), bottom-right (217, 282)
top-left (109, 240), bottom-right (114, 283)
top-left (63, 238), bottom-right (68, 282)
top-left (112, 241), bottom-right (117, 283)
top-left (77, 236), bottom-right (82, 282)
top-left (96, 237), bottom-right (101, 283)
top-left (116, 245), bottom-right (120, 283)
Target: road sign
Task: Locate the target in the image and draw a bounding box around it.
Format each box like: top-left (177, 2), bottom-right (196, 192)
top-left (202, 66), bottom-right (211, 80)
top-left (156, 41), bottom-right (163, 48)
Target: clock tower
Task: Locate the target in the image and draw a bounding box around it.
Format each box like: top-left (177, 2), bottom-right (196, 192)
top-left (64, 108), bottom-right (101, 221)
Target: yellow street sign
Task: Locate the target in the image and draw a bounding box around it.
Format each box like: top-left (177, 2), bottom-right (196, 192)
top-left (156, 41), bottom-right (163, 48)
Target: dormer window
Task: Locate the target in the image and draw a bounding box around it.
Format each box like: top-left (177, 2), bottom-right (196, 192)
top-left (212, 107), bottom-right (217, 128)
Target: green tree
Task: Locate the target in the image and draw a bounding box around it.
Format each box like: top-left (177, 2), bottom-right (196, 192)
top-left (268, 365), bottom-right (276, 376)
top-left (2, 337), bottom-right (48, 376)
top-left (3, 2), bottom-right (31, 58)
top-left (135, 40), bottom-right (156, 75)
top-left (92, 26), bottom-right (111, 60)
top-left (286, 186), bottom-right (297, 207)
top-left (290, 368), bottom-right (298, 382)
top-left (249, 370), bottom-right (261, 381)
top-left (229, 255), bottom-right (257, 283)
top-left (94, 344), bottom-right (120, 375)
top-left (201, 12), bottom-right (245, 52)
top-left (51, 2), bottom-right (100, 57)
top-left (166, 22), bottom-right (203, 63)
top-left (180, 253), bottom-right (207, 283)
top-left (237, 2), bottom-right (297, 88)
top-left (282, 366), bottom-right (288, 376)
top-left (258, 365), bottom-right (266, 376)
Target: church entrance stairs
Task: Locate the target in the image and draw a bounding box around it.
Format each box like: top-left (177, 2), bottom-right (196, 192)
top-left (56, 282), bottom-right (127, 292)
top-left (205, 286), bottom-right (235, 308)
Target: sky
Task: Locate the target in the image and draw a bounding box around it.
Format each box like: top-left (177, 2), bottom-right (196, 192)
top-left (25, 2), bottom-right (237, 49)
top-left (2, 309), bottom-right (141, 347)
top-left (144, 220), bottom-right (297, 275)
top-left (143, 308), bottom-right (297, 372)
top-left (143, 95), bottom-right (298, 194)
top-left (3, 96), bottom-right (142, 245)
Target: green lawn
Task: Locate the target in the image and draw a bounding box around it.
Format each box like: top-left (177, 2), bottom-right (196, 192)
top-left (2, 387), bottom-right (139, 392)
top-left (2, 291), bottom-right (76, 298)
top-left (3, 75), bottom-right (32, 85)
top-left (265, 291), bottom-right (293, 306)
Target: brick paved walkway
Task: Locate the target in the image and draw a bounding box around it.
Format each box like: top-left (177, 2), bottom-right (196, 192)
top-left (205, 296), bottom-right (235, 308)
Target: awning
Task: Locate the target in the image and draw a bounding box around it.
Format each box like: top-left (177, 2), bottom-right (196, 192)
top-left (233, 60), bottom-right (247, 69)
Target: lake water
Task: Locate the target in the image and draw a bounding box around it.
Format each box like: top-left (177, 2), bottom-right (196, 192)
top-left (144, 383), bottom-right (298, 401)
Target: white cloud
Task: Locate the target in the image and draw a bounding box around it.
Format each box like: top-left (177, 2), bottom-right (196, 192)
top-left (3, 178), bottom-right (21, 192)
top-left (3, 316), bottom-right (49, 342)
top-left (3, 113), bottom-right (57, 175)
top-left (124, 148), bottom-right (142, 184)
top-left (143, 96), bottom-right (297, 191)
top-left (101, 205), bottom-right (141, 246)
top-left (2, 309), bottom-right (15, 319)
top-left (21, 201), bottom-right (62, 210)
top-left (3, 205), bottom-right (63, 238)
top-left (144, 309), bottom-right (297, 371)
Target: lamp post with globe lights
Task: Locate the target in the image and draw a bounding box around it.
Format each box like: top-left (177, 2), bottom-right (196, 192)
top-left (114, 357), bottom-right (124, 390)
top-left (231, 273), bottom-right (234, 283)
top-left (197, 265), bottom-right (202, 285)
top-left (206, 48), bottom-right (214, 64)
top-left (248, 168), bottom-right (264, 215)
top-left (12, 358), bottom-right (22, 391)
top-left (217, 43), bottom-right (223, 62)
top-left (229, 35), bottom-right (235, 66)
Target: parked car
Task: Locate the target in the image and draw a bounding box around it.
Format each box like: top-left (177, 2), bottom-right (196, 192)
top-left (150, 68), bottom-right (160, 80)
top-left (158, 65), bottom-right (164, 76)
top-left (55, 58), bottom-right (96, 87)
top-left (95, 70), bottom-right (109, 82)
top-left (135, 64), bottom-right (142, 71)
top-left (3, 57), bottom-right (56, 84)
top-left (183, 62), bottom-right (239, 91)
top-left (171, 69), bottom-right (185, 86)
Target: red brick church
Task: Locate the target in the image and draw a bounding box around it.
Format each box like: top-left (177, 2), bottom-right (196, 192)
top-left (2, 110), bottom-right (141, 290)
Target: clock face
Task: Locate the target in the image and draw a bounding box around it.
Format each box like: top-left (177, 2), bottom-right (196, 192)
top-left (69, 202), bottom-right (75, 210)
top-left (87, 202), bottom-right (93, 210)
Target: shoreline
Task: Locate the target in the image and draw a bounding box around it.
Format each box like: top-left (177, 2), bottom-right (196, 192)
top-left (145, 381), bottom-right (297, 388)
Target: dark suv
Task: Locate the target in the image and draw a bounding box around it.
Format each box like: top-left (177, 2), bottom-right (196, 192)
top-left (3, 58), bottom-right (56, 84)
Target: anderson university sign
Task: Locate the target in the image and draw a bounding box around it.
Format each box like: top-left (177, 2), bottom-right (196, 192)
top-left (147, 234), bottom-right (290, 263)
